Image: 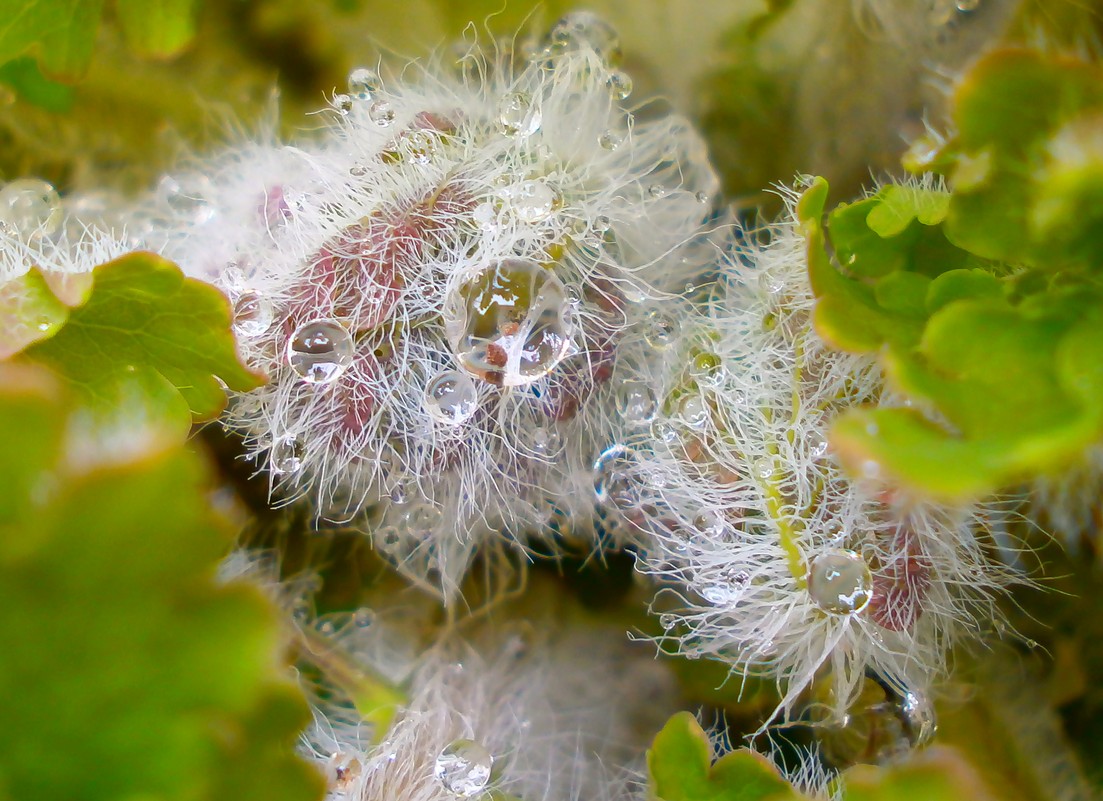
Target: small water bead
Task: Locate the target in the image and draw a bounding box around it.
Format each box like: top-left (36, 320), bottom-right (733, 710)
top-left (531, 425), bottom-right (562, 456)
top-left (232, 292), bottom-right (273, 337)
top-left (271, 438), bottom-right (304, 474)
top-left (0, 179), bottom-right (61, 238)
top-left (433, 739), bottom-right (493, 797)
top-left (332, 93), bottom-right (354, 114)
top-left (606, 70), bottom-right (633, 99)
top-left (692, 510), bottom-right (728, 538)
top-left (287, 320), bottom-right (355, 384)
top-left (593, 214), bottom-right (612, 233)
top-left (619, 381), bottom-right (658, 426)
top-left (648, 184), bottom-right (667, 199)
top-left (689, 352), bottom-right (724, 387)
top-left (598, 130), bottom-right (622, 151)
top-left (369, 100), bottom-right (396, 126)
top-left (497, 92), bottom-right (541, 137)
top-left (695, 191), bottom-right (710, 204)
top-left (651, 420), bottom-right (679, 445)
top-left (158, 175), bottom-right (216, 225)
top-left (593, 443), bottom-right (639, 509)
top-left (425, 369), bottom-right (478, 425)
top-left (401, 502), bottom-right (443, 536)
top-left (352, 608), bottom-right (376, 628)
top-left (644, 311), bottom-right (675, 349)
top-left (658, 613), bottom-right (677, 630)
top-left (445, 259), bottom-right (575, 387)
top-left (899, 689), bottom-right (937, 747)
top-left (752, 457), bottom-right (774, 480)
top-left (548, 11), bottom-right (622, 62)
top-left (807, 549), bottom-right (874, 616)
top-left (507, 180), bottom-right (559, 223)
top-left (347, 67), bottom-right (380, 99)
top-left (679, 395), bottom-right (709, 429)
top-left (808, 431), bottom-right (829, 459)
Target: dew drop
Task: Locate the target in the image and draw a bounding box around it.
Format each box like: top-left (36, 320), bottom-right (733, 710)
top-left (692, 510), bottom-right (728, 538)
top-left (899, 689), bottom-right (937, 747)
top-left (808, 431), bottom-right (829, 459)
top-left (0, 178), bottom-right (61, 238)
top-left (271, 438), bottom-right (304, 474)
top-left (606, 70), bottom-right (633, 99)
top-left (598, 130), bottom-right (622, 151)
top-left (648, 184), bottom-right (667, 199)
top-left (369, 100), bottom-right (396, 126)
top-left (158, 175), bottom-right (215, 225)
top-left (425, 369), bottom-right (478, 425)
top-left (695, 190), bottom-right (710, 204)
top-left (332, 93), bottom-right (354, 114)
top-left (659, 613), bottom-right (677, 629)
top-left (232, 292), bottom-right (272, 337)
top-left (689, 352), bottom-right (724, 387)
top-left (619, 381), bottom-right (658, 426)
top-left (497, 92), bottom-right (541, 137)
top-left (593, 443), bottom-right (639, 509)
top-left (347, 67), bottom-right (380, 99)
top-left (807, 549), bottom-right (874, 615)
top-left (531, 425), bottom-right (562, 456)
top-left (445, 259), bottom-right (575, 387)
top-left (644, 310), bottom-right (675, 349)
top-left (352, 608), bottom-right (376, 628)
top-left (434, 739), bottom-right (493, 797)
top-left (287, 320), bottom-right (355, 384)
top-left (651, 420), bottom-right (678, 445)
top-left (401, 502), bottom-right (443, 537)
top-left (679, 395), bottom-right (709, 428)
top-left (593, 214), bottom-right (612, 233)
top-left (753, 457), bottom-right (774, 480)
top-left (548, 11), bottom-right (621, 62)
top-left (508, 180), bottom-right (558, 223)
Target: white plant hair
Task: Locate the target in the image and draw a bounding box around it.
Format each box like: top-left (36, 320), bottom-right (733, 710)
top-left (139, 14), bottom-right (718, 597)
top-left (600, 185), bottom-right (1019, 724)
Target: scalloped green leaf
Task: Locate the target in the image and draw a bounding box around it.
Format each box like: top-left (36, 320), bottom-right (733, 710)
top-left (647, 712), bottom-right (802, 801)
top-left (0, 366), bottom-right (324, 801)
top-left (21, 251), bottom-right (264, 423)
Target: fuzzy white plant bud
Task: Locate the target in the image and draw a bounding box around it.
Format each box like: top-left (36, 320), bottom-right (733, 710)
top-left (598, 185), bottom-right (1018, 723)
top-left (142, 15), bottom-right (717, 596)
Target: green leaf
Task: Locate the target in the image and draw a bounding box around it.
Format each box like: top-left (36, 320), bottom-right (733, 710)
top-left (647, 712), bottom-right (802, 801)
top-left (0, 55), bottom-right (74, 111)
top-left (842, 748), bottom-right (997, 801)
top-left (21, 251), bottom-right (264, 424)
top-left (0, 268), bottom-right (70, 359)
top-left (0, 366), bottom-right (324, 801)
top-left (0, 0), bottom-right (104, 79)
top-left (115, 0), bottom-right (198, 58)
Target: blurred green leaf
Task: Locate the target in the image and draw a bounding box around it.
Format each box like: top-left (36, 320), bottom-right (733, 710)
top-left (0, 268), bottom-right (69, 359)
top-left (0, 0), bottom-right (104, 79)
top-left (116, 0), bottom-right (198, 58)
top-left (21, 251), bottom-right (264, 424)
top-left (648, 712), bottom-right (801, 801)
top-left (0, 365), bottom-right (324, 801)
top-left (842, 748), bottom-right (998, 801)
top-left (0, 56), bottom-right (74, 111)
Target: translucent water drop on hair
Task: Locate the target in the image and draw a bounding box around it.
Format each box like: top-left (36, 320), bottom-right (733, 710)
top-left (445, 259), bottom-right (574, 387)
top-left (332, 93), bottom-right (353, 114)
top-left (644, 310), bottom-right (675, 349)
top-left (507, 180), bottom-right (558, 223)
top-left (287, 320), bottom-right (355, 384)
top-left (593, 443), bottom-right (639, 509)
top-left (232, 292), bottom-right (272, 337)
top-left (807, 549), bottom-right (873, 615)
top-left (548, 11), bottom-right (621, 62)
top-left (347, 67), bottom-right (380, 99)
top-left (271, 438), bottom-right (304, 474)
top-left (425, 369), bottom-right (478, 425)
top-left (619, 381), bottom-right (658, 426)
top-left (369, 100), bottom-right (396, 126)
top-left (598, 130), bottom-right (622, 151)
top-left (497, 92), bottom-right (541, 137)
top-left (607, 70), bottom-right (633, 99)
top-left (0, 179), bottom-right (61, 239)
top-left (434, 739), bottom-right (493, 797)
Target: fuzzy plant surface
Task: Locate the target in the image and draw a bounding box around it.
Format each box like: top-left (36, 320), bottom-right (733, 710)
top-left (5, 3), bottom-right (1103, 801)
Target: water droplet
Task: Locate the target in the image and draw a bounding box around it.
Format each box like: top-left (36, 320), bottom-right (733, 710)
top-left (271, 438), bottom-right (303, 474)
top-left (445, 259), bottom-right (575, 387)
top-left (0, 178), bottom-right (61, 238)
top-left (287, 320), bottom-right (355, 384)
top-left (807, 549), bottom-right (873, 615)
top-left (332, 93), bottom-right (354, 114)
top-left (695, 191), bottom-right (710, 204)
top-left (369, 100), bottom-right (396, 125)
top-left (353, 608), bottom-right (376, 628)
top-left (531, 425), bottom-right (562, 456)
top-left (651, 420), bottom-right (678, 444)
top-left (425, 369), bottom-right (478, 425)
top-left (679, 395), bottom-right (709, 428)
top-left (645, 310), bottom-right (675, 349)
top-left (598, 130), bottom-right (622, 151)
top-left (619, 381), bottom-right (657, 425)
top-left (808, 431), bottom-right (829, 459)
top-left (606, 70), bottom-right (633, 99)
top-left (548, 11), bottom-right (621, 62)
top-left (593, 443), bottom-right (639, 509)
top-left (659, 613), bottom-right (677, 629)
top-left (434, 739), bottom-right (493, 797)
top-left (348, 67), bottom-right (380, 99)
top-left (693, 510), bottom-right (728, 538)
top-left (648, 184), bottom-right (667, 199)
top-left (349, 164), bottom-right (368, 177)
top-left (689, 352), bottom-right (724, 387)
top-left (497, 92), bottom-right (541, 137)
top-left (158, 175), bottom-right (215, 225)
top-left (899, 689), bottom-right (937, 747)
top-left (401, 502), bottom-right (442, 536)
top-left (507, 180), bottom-right (558, 223)
top-left (593, 214), bottom-right (612, 233)
top-left (232, 292), bottom-right (272, 337)
top-left (701, 583), bottom-right (736, 605)
top-left (753, 457), bottom-right (774, 480)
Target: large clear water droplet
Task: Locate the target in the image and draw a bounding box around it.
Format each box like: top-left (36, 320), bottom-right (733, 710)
top-left (619, 381), bottom-right (657, 426)
top-left (434, 739), bottom-right (493, 797)
top-left (497, 92), bottom-right (541, 137)
top-left (0, 179), bottom-right (61, 239)
top-left (348, 67), bottom-right (380, 99)
top-left (679, 395), bottom-right (709, 428)
top-left (369, 100), bottom-right (396, 126)
top-left (598, 130), bottom-right (622, 151)
top-left (807, 549), bottom-right (873, 615)
top-left (233, 292), bottom-right (273, 337)
top-left (158, 175), bottom-right (215, 225)
top-left (899, 688), bottom-right (937, 747)
top-left (271, 438), bottom-right (303, 474)
top-left (606, 70), bottom-right (633, 99)
top-left (507, 180), bottom-right (558, 223)
top-left (593, 443), bottom-right (639, 509)
top-left (425, 369), bottom-right (478, 425)
top-left (287, 320), bottom-right (355, 384)
top-left (445, 259), bottom-right (574, 387)
top-left (689, 352), bottom-right (724, 387)
top-left (645, 311), bottom-right (675, 349)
